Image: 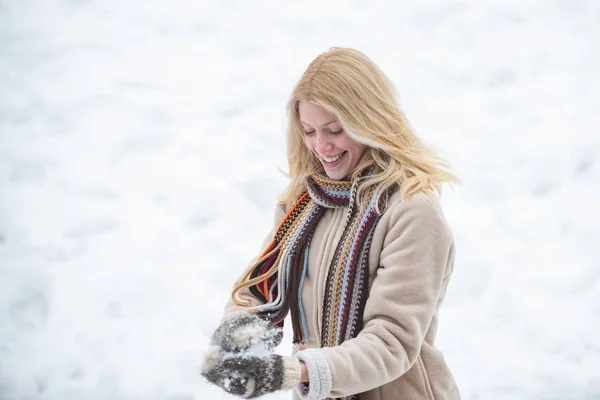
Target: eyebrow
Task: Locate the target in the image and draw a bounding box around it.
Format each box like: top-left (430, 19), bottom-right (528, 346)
top-left (299, 120), bottom-right (338, 127)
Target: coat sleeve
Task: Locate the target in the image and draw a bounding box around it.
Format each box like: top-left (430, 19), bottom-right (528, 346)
top-left (219, 201), bottom-right (288, 323)
top-left (295, 192), bottom-right (456, 399)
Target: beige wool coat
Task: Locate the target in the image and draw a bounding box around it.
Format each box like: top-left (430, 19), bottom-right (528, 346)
top-left (221, 189), bottom-right (461, 400)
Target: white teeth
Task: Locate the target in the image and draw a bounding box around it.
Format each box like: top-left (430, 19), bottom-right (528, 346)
top-left (322, 153), bottom-right (344, 163)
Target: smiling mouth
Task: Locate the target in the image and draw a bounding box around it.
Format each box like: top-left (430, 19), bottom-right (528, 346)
top-left (321, 152), bottom-right (346, 163)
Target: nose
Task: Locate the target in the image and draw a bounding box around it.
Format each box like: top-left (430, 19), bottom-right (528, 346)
top-left (314, 132), bottom-right (333, 154)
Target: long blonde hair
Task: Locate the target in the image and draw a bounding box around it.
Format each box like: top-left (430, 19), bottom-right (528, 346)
top-left (280, 47), bottom-right (459, 213)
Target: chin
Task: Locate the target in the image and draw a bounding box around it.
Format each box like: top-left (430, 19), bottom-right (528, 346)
top-left (324, 170), bottom-right (348, 181)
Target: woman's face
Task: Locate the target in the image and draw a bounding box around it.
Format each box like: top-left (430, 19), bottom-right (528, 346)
top-left (298, 101), bottom-right (367, 180)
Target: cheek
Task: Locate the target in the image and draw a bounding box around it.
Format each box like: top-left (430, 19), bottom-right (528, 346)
top-left (338, 135), bottom-right (358, 151)
top-left (346, 142), bottom-right (367, 159)
top-left (355, 144), bottom-right (367, 155)
top-left (303, 137), bottom-right (315, 151)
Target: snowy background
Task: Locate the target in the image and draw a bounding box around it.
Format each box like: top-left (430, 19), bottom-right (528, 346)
top-left (1, 0), bottom-right (599, 399)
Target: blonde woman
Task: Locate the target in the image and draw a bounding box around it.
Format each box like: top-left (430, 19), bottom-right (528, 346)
top-left (202, 47), bottom-right (461, 400)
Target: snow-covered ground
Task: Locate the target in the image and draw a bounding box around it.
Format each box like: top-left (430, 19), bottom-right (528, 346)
top-left (1, 0), bottom-right (599, 399)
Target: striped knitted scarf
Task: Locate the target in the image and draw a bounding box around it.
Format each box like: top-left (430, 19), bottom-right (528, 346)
top-left (232, 171), bottom-right (386, 364)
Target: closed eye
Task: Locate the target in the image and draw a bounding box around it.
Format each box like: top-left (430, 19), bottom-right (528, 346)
top-left (303, 128), bottom-right (343, 136)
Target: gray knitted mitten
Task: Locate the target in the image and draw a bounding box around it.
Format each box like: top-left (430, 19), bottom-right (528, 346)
top-left (211, 313), bottom-right (283, 354)
top-left (201, 313), bottom-right (294, 398)
top-left (201, 350), bottom-right (251, 397)
top-left (202, 353), bottom-right (301, 399)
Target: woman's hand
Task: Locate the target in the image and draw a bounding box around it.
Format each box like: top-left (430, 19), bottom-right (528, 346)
top-left (210, 313), bottom-right (282, 354)
top-left (300, 361), bottom-right (309, 382)
top-left (202, 353), bottom-right (301, 398)
top-left (201, 313), bottom-right (302, 397)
